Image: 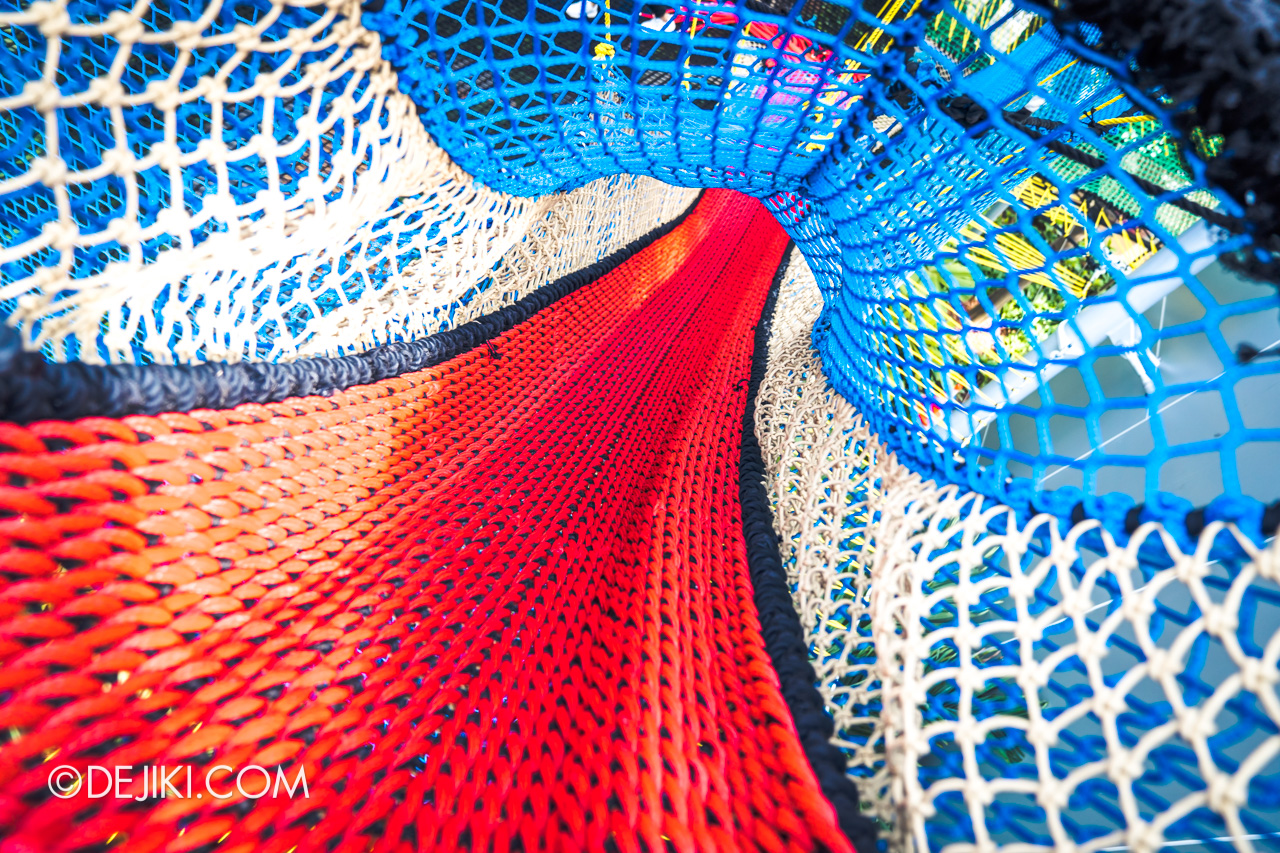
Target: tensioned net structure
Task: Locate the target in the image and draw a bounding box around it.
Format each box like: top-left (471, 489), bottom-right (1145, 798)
top-left (0, 0), bottom-right (1277, 851)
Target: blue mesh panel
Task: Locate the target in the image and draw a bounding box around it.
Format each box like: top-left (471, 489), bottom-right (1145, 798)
top-left (359, 0), bottom-right (1278, 536)
top-left (1, 0), bottom-right (1277, 524)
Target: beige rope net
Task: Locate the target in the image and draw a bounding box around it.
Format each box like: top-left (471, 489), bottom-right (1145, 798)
top-left (2, 0), bottom-right (1275, 840)
top-left (411, 174), bottom-right (698, 353)
top-left (756, 248), bottom-right (1280, 853)
top-left (0, 0), bottom-right (697, 364)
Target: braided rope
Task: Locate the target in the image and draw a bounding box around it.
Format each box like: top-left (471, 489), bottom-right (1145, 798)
top-left (0, 0), bottom-right (696, 364)
top-left (756, 249), bottom-right (1280, 853)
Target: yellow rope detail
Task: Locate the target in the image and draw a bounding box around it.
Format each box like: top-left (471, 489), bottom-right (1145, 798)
top-left (594, 0), bottom-right (614, 59)
top-left (1083, 93), bottom-right (1125, 118)
top-left (1036, 58), bottom-right (1077, 87)
top-left (1096, 115), bottom-right (1156, 126)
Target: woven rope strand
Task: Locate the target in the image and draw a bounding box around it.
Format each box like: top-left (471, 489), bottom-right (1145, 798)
top-left (755, 248), bottom-right (1280, 853)
top-left (0, 191), bottom-right (867, 853)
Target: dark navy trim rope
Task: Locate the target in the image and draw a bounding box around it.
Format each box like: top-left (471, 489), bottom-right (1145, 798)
top-left (738, 243), bottom-right (878, 853)
top-left (0, 191), bottom-right (706, 425)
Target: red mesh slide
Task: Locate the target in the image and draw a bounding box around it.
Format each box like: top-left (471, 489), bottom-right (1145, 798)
top-left (0, 192), bottom-right (854, 853)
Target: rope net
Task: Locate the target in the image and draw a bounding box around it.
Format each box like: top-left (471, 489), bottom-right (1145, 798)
top-left (0, 0), bottom-right (1277, 850)
top-left (2, 0), bottom-right (1277, 529)
top-left (363, 0), bottom-right (1278, 531)
top-left (757, 249), bottom-right (1280, 853)
top-left (0, 193), bottom-right (877, 853)
top-left (0, 0), bottom-right (695, 363)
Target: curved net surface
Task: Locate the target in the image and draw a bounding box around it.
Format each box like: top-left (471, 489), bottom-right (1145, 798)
top-left (359, 0), bottom-right (1279, 532)
top-left (756, 248), bottom-right (1280, 853)
top-left (0, 0), bottom-right (1278, 851)
top-left (3, 0), bottom-right (1277, 531)
top-left (0, 193), bottom-right (873, 853)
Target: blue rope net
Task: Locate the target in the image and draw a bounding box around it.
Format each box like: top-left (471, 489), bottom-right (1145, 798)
top-left (359, 0), bottom-right (1278, 536)
top-left (0, 1), bottom-right (1278, 850)
top-left (1, 0), bottom-right (1276, 535)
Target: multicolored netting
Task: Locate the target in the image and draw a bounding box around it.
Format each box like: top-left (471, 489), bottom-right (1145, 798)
top-left (4, 0), bottom-right (1278, 527)
top-left (0, 0), bottom-right (1278, 851)
top-left (1, 193), bottom-right (873, 853)
top-left (757, 248), bottom-right (1280, 853)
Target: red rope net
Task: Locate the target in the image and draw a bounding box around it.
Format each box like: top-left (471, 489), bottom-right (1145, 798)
top-left (0, 192), bottom-right (849, 853)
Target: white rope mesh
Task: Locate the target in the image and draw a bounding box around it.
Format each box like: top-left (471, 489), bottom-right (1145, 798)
top-left (0, 0), bottom-right (697, 364)
top-left (4, 0), bottom-right (1275, 841)
top-left (757, 249), bottom-right (1280, 853)
top-left (391, 174), bottom-right (698, 352)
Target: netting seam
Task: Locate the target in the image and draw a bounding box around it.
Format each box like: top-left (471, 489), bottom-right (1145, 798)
top-left (0, 190), bottom-right (706, 424)
top-left (738, 240), bottom-right (879, 853)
